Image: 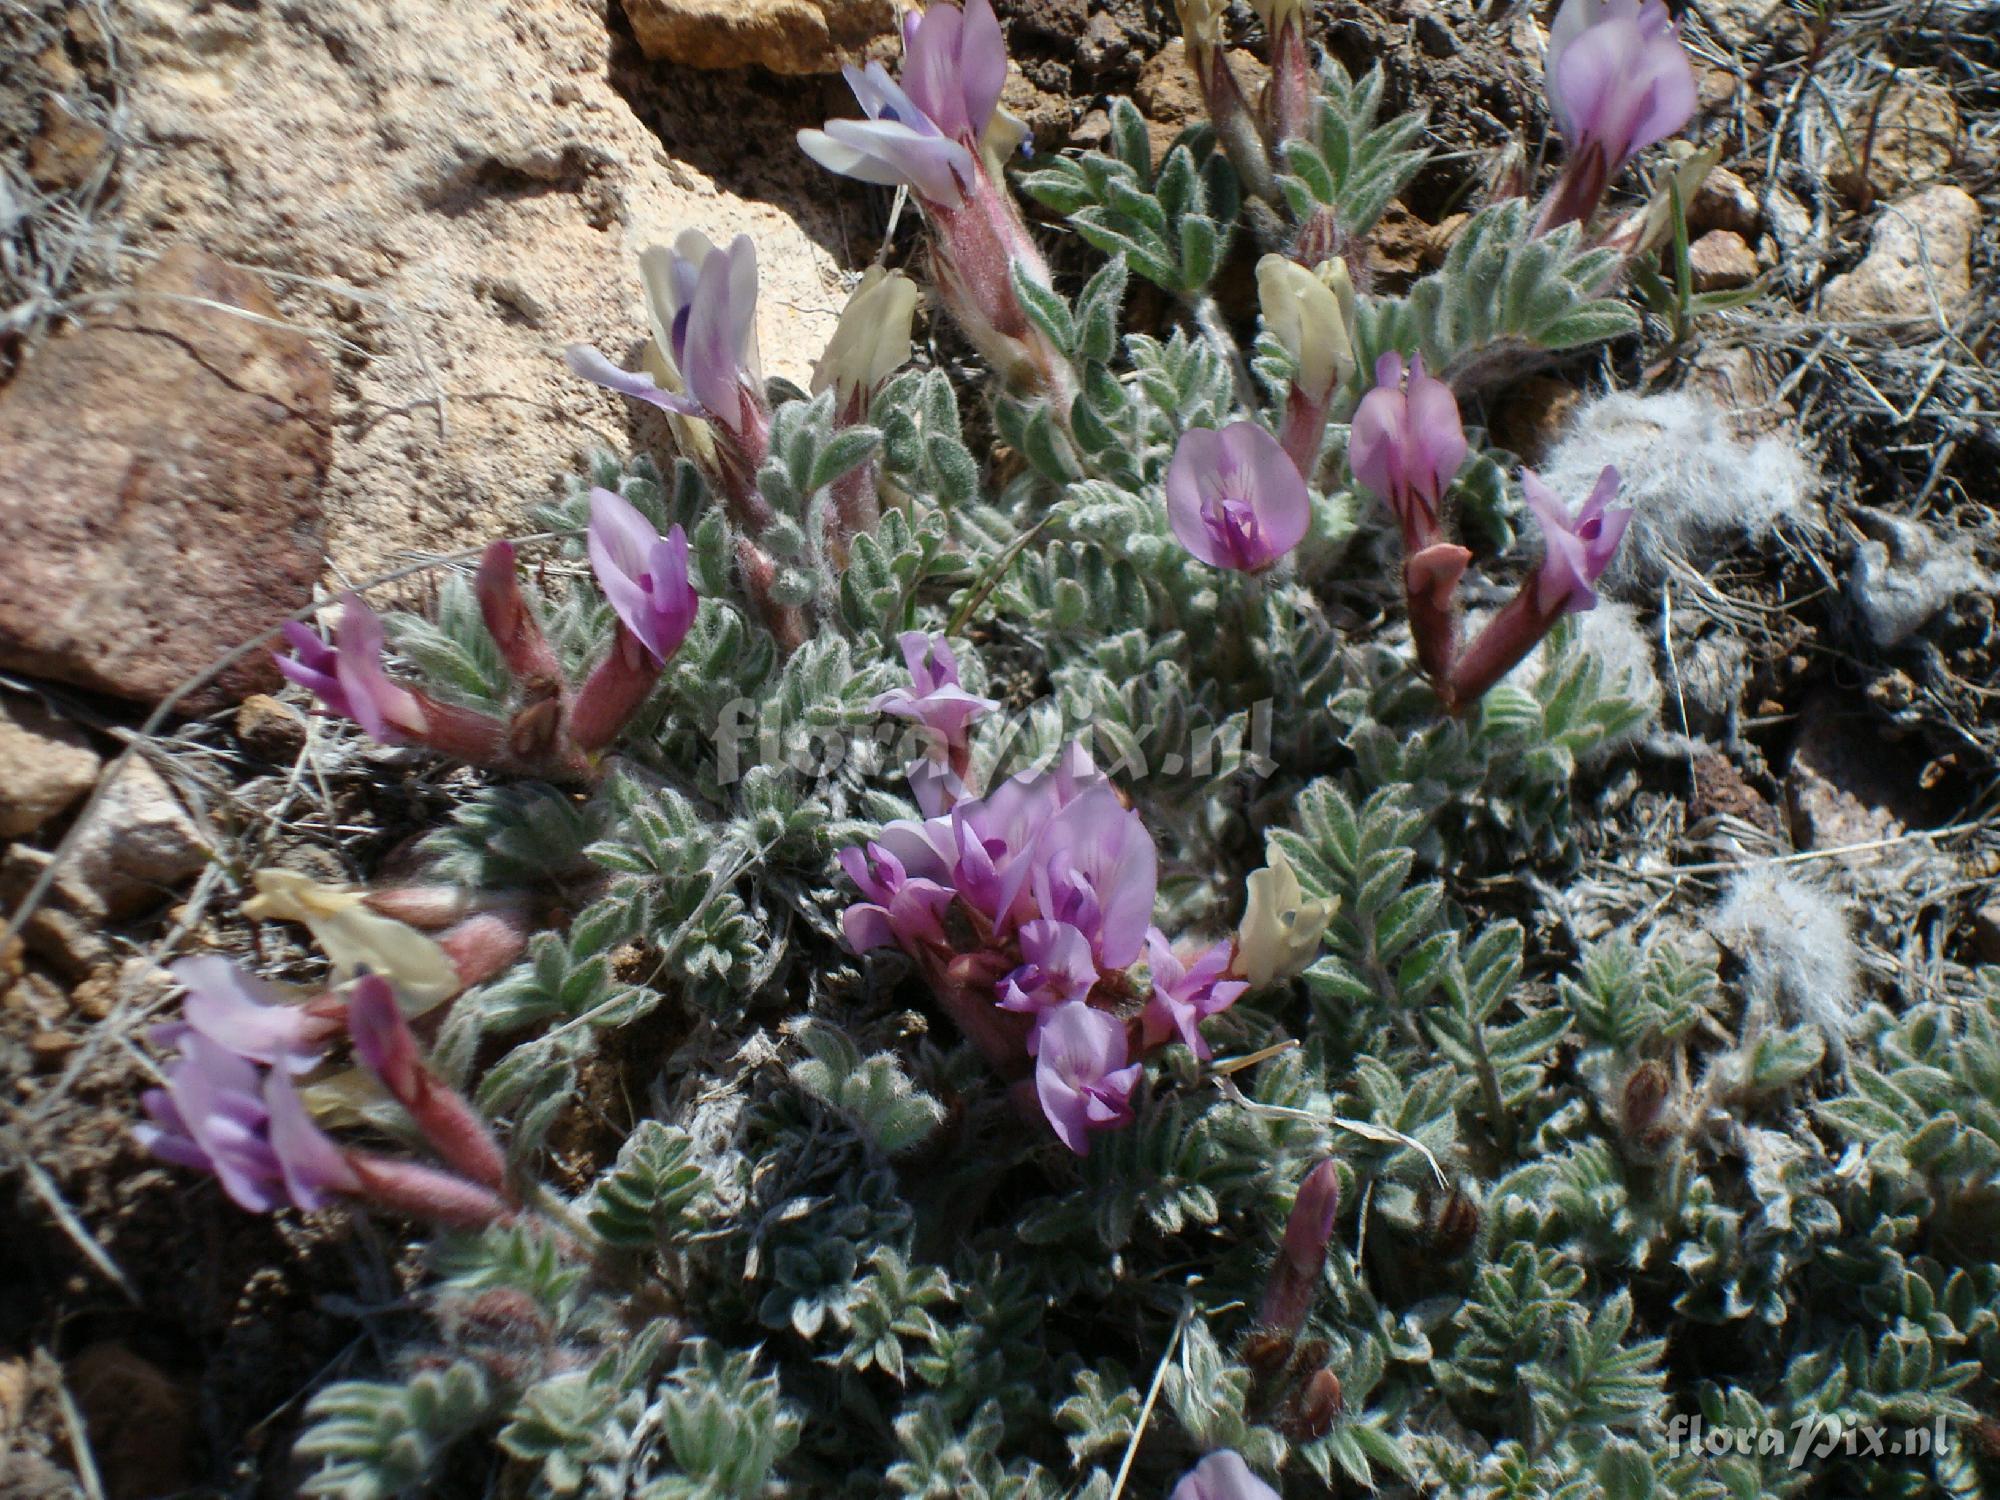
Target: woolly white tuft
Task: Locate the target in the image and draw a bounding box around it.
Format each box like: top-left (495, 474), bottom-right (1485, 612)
top-left (1709, 865), bottom-right (1862, 1050)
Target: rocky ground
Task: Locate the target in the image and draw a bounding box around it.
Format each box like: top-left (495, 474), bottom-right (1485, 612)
top-left (1, 0), bottom-right (1996, 1494)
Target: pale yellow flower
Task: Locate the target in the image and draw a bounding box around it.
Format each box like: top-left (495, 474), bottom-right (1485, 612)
top-left (812, 267), bottom-right (922, 405)
top-left (244, 870), bottom-right (459, 1013)
top-left (1235, 848), bottom-right (1338, 989)
top-left (1256, 254), bottom-right (1356, 405)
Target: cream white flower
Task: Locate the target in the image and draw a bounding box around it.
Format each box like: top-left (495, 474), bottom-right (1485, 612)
top-left (243, 870), bottom-right (459, 1013)
top-left (811, 267), bottom-right (922, 407)
top-left (1175, 0), bottom-right (1231, 53)
top-left (1256, 254), bottom-right (1356, 405)
top-left (1234, 848), bottom-right (1337, 989)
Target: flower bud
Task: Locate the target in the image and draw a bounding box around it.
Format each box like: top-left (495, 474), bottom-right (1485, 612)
top-left (475, 540), bottom-right (562, 687)
top-left (1233, 849), bottom-right (1337, 989)
top-left (342, 1152), bottom-right (512, 1230)
top-left (1619, 1057), bottom-right (1678, 1155)
top-left (1259, 1157), bottom-right (1339, 1336)
top-left (1290, 1367), bottom-right (1343, 1440)
top-left (1426, 1182), bottom-right (1482, 1259)
top-left (348, 976), bottom-right (508, 1195)
top-left (436, 910), bottom-right (531, 991)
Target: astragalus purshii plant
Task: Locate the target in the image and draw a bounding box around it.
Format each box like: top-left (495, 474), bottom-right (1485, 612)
top-left (130, 1), bottom-right (1995, 1495)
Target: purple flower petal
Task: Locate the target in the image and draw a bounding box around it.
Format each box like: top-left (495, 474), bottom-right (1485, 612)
top-left (1032, 1001), bottom-right (1139, 1154)
top-left (587, 489), bottom-right (697, 667)
top-left (998, 918), bottom-right (1099, 1018)
top-left (1170, 1450), bottom-right (1282, 1500)
top-left (1546, 0), bottom-right (1695, 172)
top-left (1348, 354), bottom-right (1466, 530)
top-left (799, 62), bottom-right (978, 205)
top-left (1143, 930), bottom-right (1247, 1059)
top-left (170, 955), bottom-right (329, 1073)
top-left (1165, 423), bottom-right (1311, 573)
top-left (903, 0), bottom-right (1007, 146)
top-left (264, 1069), bottom-right (357, 1211)
top-left (1029, 782), bottom-right (1158, 970)
top-left (1523, 464), bottom-right (1632, 615)
top-left (680, 236), bottom-right (760, 420)
top-left (565, 344), bottom-right (703, 416)
top-left (333, 594), bottom-right (427, 743)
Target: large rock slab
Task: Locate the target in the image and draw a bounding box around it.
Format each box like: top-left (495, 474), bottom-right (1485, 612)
top-left (0, 246), bottom-right (331, 712)
top-left (116, 0), bottom-right (858, 584)
top-left (623, 0), bottom-right (895, 72)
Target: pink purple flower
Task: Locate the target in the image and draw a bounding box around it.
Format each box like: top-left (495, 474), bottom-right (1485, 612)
top-left (673, 234), bottom-right (763, 425)
top-left (840, 841), bottom-right (956, 955)
top-left (1028, 781), bottom-right (1159, 970)
top-left (872, 631), bottom-right (998, 756)
top-left (1347, 352), bottom-right (1468, 541)
top-left (276, 594), bottom-right (429, 744)
top-left (1546, 0), bottom-right (1696, 186)
top-left (867, 746), bottom-right (1102, 937)
top-left (799, 62), bottom-right (979, 207)
top-left (586, 488), bottom-right (698, 668)
top-left (1445, 465), bottom-right (1634, 708)
top-left (567, 233), bottom-right (763, 436)
top-left (1523, 464), bottom-right (1630, 615)
top-left (1170, 1451), bottom-right (1281, 1500)
top-left (798, 0), bottom-right (1004, 207)
top-left (154, 956), bottom-right (339, 1074)
top-left (1032, 1000), bottom-right (1141, 1155)
top-left (1140, 929), bottom-right (1247, 1059)
top-left (1165, 422), bottom-right (1312, 573)
top-left (137, 1032), bottom-right (358, 1213)
top-left (997, 918), bottom-right (1099, 1015)
top-left (898, 0), bottom-right (1007, 148)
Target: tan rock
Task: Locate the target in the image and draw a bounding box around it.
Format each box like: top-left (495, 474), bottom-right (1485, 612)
top-left (622, 0), bottom-right (894, 73)
top-left (1686, 344), bottom-right (1791, 434)
top-left (1784, 694), bottom-right (1931, 854)
top-left (1689, 165), bottom-right (1758, 237)
top-left (0, 1356), bottom-right (27, 1431)
top-left (1000, 64), bottom-right (1080, 152)
top-left (1136, 40), bottom-right (1266, 162)
top-left (1821, 185), bottom-right (1979, 323)
top-left (234, 692), bottom-right (308, 761)
top-left (1689, 229), bottom-right (1758, 291)
top-left (1695, 0), bottom-right (1802, 51)
top-left (1825, 76), bottom-right (1960, 201)
top-left (0, 696), bottom-right (101, 840)
top-left (59, 759), bottom-right (211, 918)
top-left (118, 0), bottom-right (856, 589)
top-left (0, 847), bottom-right (111, 978)
top-left (25, 93), bottom-right (109, 190)
top-left (0, 246), bottom-right (332, 712)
